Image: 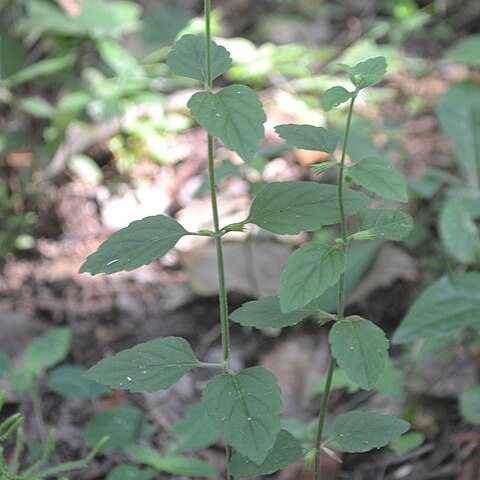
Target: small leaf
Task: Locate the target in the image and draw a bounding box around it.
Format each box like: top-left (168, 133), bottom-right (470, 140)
top-left (172, 403), bottom-right (220, 453)
top-left (203, 367), bottom-right (282, 464)
top-left (245, 181), bottom-right (371, 234)
top-left (349, 157), bottom-right (408, 202)
top-left (340, 57), bottom-right (387, 89)
top-left (47, 365), bottom-right (109, 398)
top-left (357, 208), bottom-right (413, 241)
top-left (332, 411), bottom-right (409, 452)
top-left (83, 407), bottom-right (155, 449)
top-left (188, 85), bottom-right (266, 164)
top-left (230, 296), bottom-right (309, 329)
top-left (390, 432), bottom-right (425, 454)
top-left (280, 243), bottom-right (345, 313)
top-left (393, 273), bottom-right (480, 344)
top-left (329, 316), bottom-right (389, 390)
top-left (11, 367), bottom-right (35, 394)
top-left (275, 124), bottom-right (338, 154)
top-left (460, 386), bottom-right (480, 425)
top-left (167, 34), bottom-right (232, 83)
top-left (311, 161), bottom-right (339, 175)
top-left (229, 430), bottom-right (302, 476)
top-left (85, 337), bottom-right (200, 392)
top-left (26, 328), bottom-right (71, 373)
top-left (106, 465), bottom-right (156, 480)
top-left (446, 35), bottom-right (480, 67)
top-left (321, 86), bottom-right (354, 111)
top-left (79, 215), bottom-right (188, 275)
top-left (310, 368), bottom-right (359, 396)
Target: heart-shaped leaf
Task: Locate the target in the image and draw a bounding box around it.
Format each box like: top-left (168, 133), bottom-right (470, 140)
top-left (275, 124), bottom-right (338, 154)
top-left (348, 157), bottom-right (407, 202)
top-left (321, 86), bottom-right (354, 111)
top-left (85, 337), bottom-right (200, 392)
top-left (280, 243), bottom-right (345, 312)
top-left (167, 34), bottom-right (232, 83)
top-left (229, 430), bottom-right (302, 476)
top-left (188, 85), bottom-right (266, 163)
top-left (329, 317), bottom-right (389, 389)
top-left (357, 208), bottom-right (413, 241)
top-left (244, 181), bottom-right (371, 234)
top-left (339, 57), bottom-right (387, 89)
top-left (203, 367), bottom-right (282, 464)
top-left (393, 273), bottom-right (480, 344)
top-left (331, 411), bottom-right (409, 452)
top-left (79, 215), bottom-right (189, 275)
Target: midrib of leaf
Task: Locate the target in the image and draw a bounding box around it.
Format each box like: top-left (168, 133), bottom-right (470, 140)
top-left (346, 322), bottom-right (373, 386)
top-left (465, 105), bottom-right (480, 188)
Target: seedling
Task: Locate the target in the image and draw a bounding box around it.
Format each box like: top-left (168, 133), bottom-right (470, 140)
top-left (80, 2), bottom-right (412, 478)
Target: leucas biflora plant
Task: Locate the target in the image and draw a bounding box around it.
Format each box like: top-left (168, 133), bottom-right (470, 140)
top-left (80, 2), bottom-right (412, 478)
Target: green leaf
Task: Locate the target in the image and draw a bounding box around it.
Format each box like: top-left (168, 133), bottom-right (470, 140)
top-left (311, 161), bottom-right (339, 175)
top-left (437, 82), bottom-right (480, 188)
top-left (172, 403), bottom-right (220, 453)
top-left (203, 367), bottom-right (282, 464)
top-left (229, 430), bottom-right (302, 476)
top-left (329, 316), bottom-right (388, 390)
top-left (85, 337), bottom-right (199, 393)
top-left (339, 57), bottom-right (387, 89)
top-left (106, 465), bottom-right (156, 480)
top-left (230, 296), bottom-right (309, 329)
top-left (26, 328), bottom-right (71, 373)
top-left (332, 411), bottom-right (409, 452)
top-left (390, 432), bottom-right (425, 454)
top-left (460, 386), bottom-right (480, 425)
top-left (357, 208), bottom-right (413, 241)
top-left (18, 96), bottom-right (55, 118)
top-left (375, 365), bottom-right (404, 401)
top-left (280, 243), bottom-right (345, 312)
top-left (245, 181), bottom-right (371, 234)
top-left (275, 124), bottom-right (338, 154)
top-left (446, 35), bottom-right (480, 67)
top-left (11, 367), bottom-right (35, 394)
top-left (348, 157), bottom-right (408, 202)
top-left (47, 365), bottom-right (109, 398)
top-left (393, 273), bottom-right (480, 344)
top-left (125, 445), bottom-right (216, 476)
top-left (321, 86), bottom-right (354, 111)
top-left (97, 38), bottom-right (144, 78)
top-left (188, 85), bottom-right (265, 164)
top-left (310, 368), bottom-right (359, 396)
top-left (439, 194), bottom-right (480, 264)
top-left (0, 29), bottom-right (26, 80)
top-left (0, 350), bottom-right (9, 378)
top-left (167, 34), bottom-right (232, 83)
top-left (79, 215), bottom-right (188, 275)
top-left (83, 407), bottom-right (155, 449)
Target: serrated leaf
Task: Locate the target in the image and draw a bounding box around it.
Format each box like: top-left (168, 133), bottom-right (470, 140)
top-left (460, 386), bottom-right (480, 425)
top-left (349, 157), bottom-right (407, 202)
top-left (280, 243), bottom-right (345, 312)
top-left (79, 215), bottom-right (188, 275)
top-left (167, 34), bottom-right (232, 83)
top-left (332, 411), bottom-right (409, 452)
top-left (329, 317), bottom-right (388, 389)
top-left (85, 337), bottom-right (199, 392)
top-left (275, 124), bottom-right (338, 154)
top-left (83, 407), bottom-right (155, 448)
top-left (357, 208), bottom-right (413, 241)
top-left (203, 367), bottom-right (282, 464)
top-left (230, 296), bottom-right (309, 329)
top-left (47, 365), bottom-right (109, 398)
top-left (26, 328), bottom-right (71, 373)
top-left (188, 85), bottom-right (265, 164)
top-left (106, 465), bottom-right (156, 480)
top-left (340, 57), bottom-right (387, 89)
top-left (245, 181), bottom-right (371, 234)
top-left (172, 403), bottom-right (220, 453)
top-left (229, 430), bottom-right (302, 476)
top-left (321, 86), bottom-right (354, 111)
top-left (393, 273), bottom-right (480, 344)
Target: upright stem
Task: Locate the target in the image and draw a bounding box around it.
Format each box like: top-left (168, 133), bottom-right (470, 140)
top-left (204, 1), bottom-right (234, 478)
top-left (313, 94), bottom-right (357, 480)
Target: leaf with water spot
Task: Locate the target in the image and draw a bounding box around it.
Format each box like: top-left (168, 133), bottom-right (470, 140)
top-left (188, 85), bottom-right (266, 164)
top-left (331, 411), bottom-right (409, 452)
top-left (79, 215), bottom-right (189, 275)
top-left (357, 208), bottom-right (413, 241)
top-left (203, 367), bottom-right (282, 464)
top-left (329, 316), bottom-right (389, 390)
top-left (85, 337), bottom-right (200, 393)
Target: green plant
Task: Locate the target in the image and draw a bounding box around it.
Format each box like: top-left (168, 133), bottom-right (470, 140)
top-left (80, 3), bottom-right (413, 479)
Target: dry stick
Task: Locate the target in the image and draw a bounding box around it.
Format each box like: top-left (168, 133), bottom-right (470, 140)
top-left (313, 94), bottom-right (357, 480)
top-left (203, 1), bottom-right (234, 479)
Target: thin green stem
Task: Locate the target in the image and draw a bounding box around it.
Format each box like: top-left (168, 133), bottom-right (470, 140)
top-left (204, 1), bottom-right (233, 478)
top-left (313, 94), bottom-right (357, 480)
